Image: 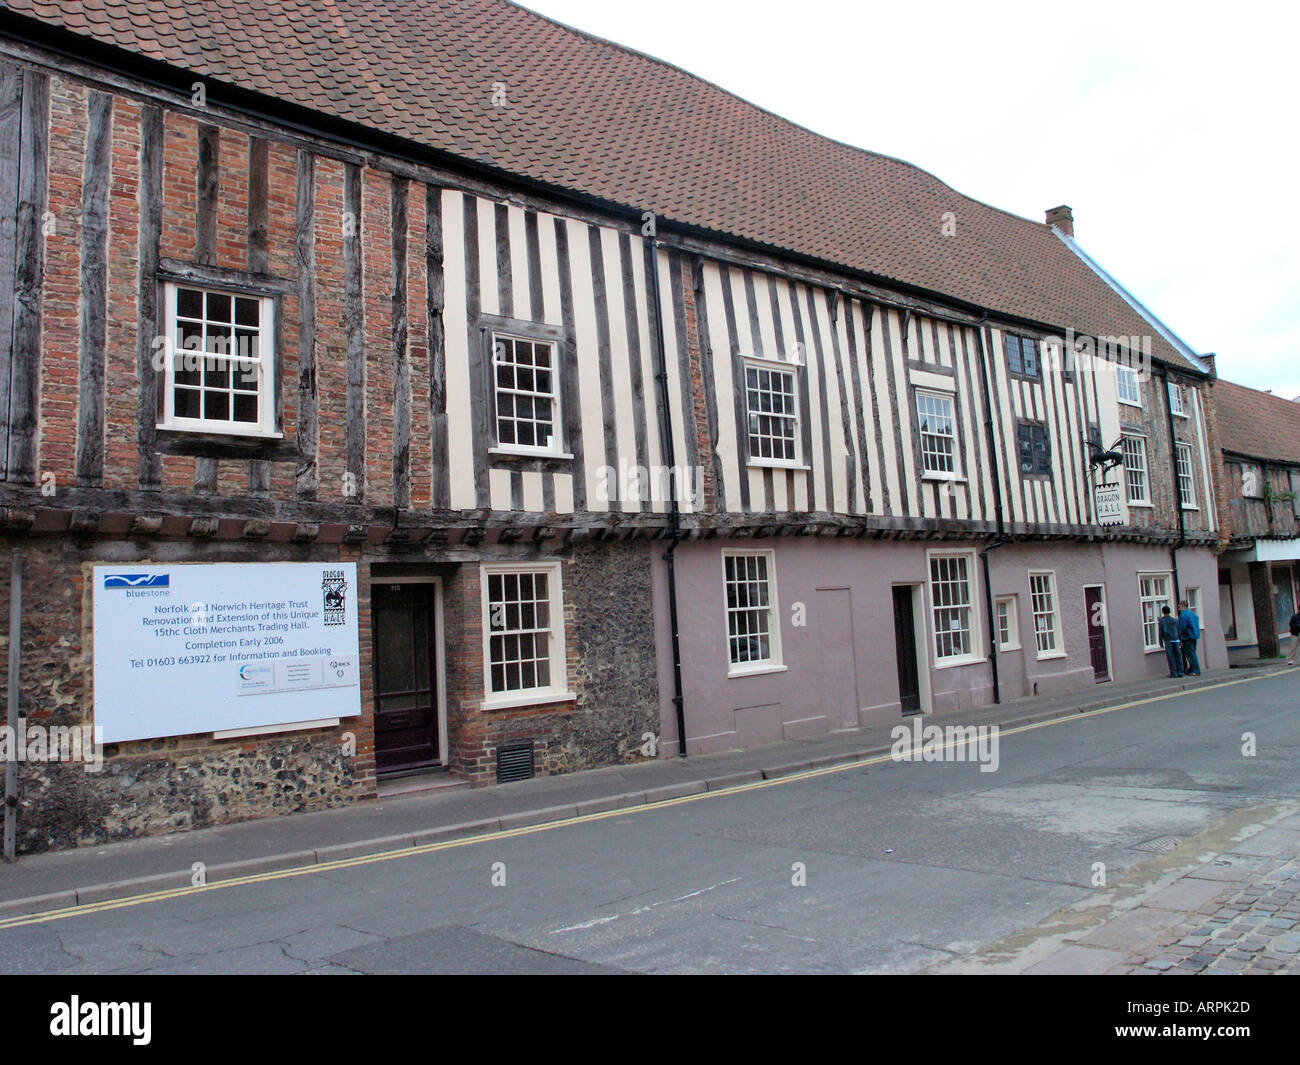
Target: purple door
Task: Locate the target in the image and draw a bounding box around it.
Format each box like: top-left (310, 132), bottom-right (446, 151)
top-left (1084, 586), bottom-right (1110, 683)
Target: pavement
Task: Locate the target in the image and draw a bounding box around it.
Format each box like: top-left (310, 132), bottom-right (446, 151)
top-left (0, 663), bottom-right (1288, 926)
top-left (924, 801), bottom-right (1300, 974)
top-left (1228, 634), bottom-right (1294, 668)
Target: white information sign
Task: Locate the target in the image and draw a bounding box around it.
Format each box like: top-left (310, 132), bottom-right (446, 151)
top-left (93, 562), bottom-right (361, 742)
top-left (1094, 483), bottom-right (1125, 526)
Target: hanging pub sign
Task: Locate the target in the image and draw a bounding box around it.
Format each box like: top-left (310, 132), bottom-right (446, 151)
top-left (92, 562), bottom-right (362, 742)
top-left (1094, 483), bottom-right (1124, 526)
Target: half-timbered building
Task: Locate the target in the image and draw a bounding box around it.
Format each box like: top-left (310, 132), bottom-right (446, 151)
top-left (0, 0), bottom-right (1226, 851)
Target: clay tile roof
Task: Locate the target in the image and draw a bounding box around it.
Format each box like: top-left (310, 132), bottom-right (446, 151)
top-left (1213, 379), bottom-right (1300, 466)
top-left (5, 0), bottom-right (1201, 371)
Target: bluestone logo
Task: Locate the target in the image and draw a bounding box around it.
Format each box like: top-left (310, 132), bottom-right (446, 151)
top-left (103, 573), bottom-right (169, 589)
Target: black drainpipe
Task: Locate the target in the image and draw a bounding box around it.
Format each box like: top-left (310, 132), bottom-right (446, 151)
top-left (1158, 364), bottom-right (1186, 604)
top-left (975, 317), bottom-right (1008, 704)
top-left (645, 223), bottom-right (688, 756)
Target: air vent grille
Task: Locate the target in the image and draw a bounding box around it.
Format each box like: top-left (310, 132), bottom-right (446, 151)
top-left (496, 742), bottom-right (535, 784)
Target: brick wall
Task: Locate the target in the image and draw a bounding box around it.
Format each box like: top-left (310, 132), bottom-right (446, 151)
top-left (0, 537), bottom-right (376, 853)
top-left (439, 540), bottom-right (659, 784)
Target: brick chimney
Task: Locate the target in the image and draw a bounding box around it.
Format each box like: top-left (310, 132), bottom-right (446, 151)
top-left (1045, 204), bottom-right (1074, 237)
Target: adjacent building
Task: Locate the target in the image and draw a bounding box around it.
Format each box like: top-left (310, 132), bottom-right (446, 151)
top-left (0, 0), bottom-right (1227, 852)
top-left (1212, 378), bottom-right (1300, 660)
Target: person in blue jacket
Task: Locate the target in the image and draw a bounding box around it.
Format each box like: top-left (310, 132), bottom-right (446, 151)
top-left (1158, 606), bottom-right (1183, 677)
top-left (1178, 600), bottom-right (1202, 675)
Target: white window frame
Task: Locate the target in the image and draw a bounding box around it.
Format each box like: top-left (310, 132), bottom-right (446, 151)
top-left (1028, 571), bottom-right (1064, 659)
top-left (995, 595), bottom-right (1020, 652)
top-left (928, 549), bottom-right (981, 667)
top-left (1168, 381), bottom-right (1188, 417)
top-left (489, 331), bottom-right (567, 458)
top-left (160, 282), bottom-right (279, 438)
top-left (1176, 442), bottom-right (1198, 510)
top-left (722, 549), bottom-right (784, 676)
top-left (480, 561), bottom-right (572, 710)
top-left (916, 389), bottom-right (960, 478)
top-left (1139, 572), bottom-right (1174, 653)
top-left (1116, 364), bottom-right (1143, 408)
top-left (1121, 433), bottom-right (1150, 506)
top-left (742, 355), bottom-right (804, 469)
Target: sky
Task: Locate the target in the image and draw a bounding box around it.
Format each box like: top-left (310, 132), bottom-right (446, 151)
top-left (519, 0), bottom-right (1299, 397)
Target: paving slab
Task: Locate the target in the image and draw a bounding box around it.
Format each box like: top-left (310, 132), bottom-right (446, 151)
top-left (1077, 905), bottom-right (1186, 952)
top-left (1022, 944), bottom-right (1131, 975)
top-left (1141, 876), bottom-right (1237, 913)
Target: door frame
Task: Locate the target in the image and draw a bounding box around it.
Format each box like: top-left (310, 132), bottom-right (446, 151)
top-left (371, 574), bottom-right (448, 772)
top-left (1082, 582), bottom-right (1112, 683)
top-left (891, 582), bottom-right (931, 715)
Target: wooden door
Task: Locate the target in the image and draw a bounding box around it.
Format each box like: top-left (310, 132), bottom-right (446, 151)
top-left (1084, 585), bottom-right (1110, 683)
top-left (892, 586), bottom-right (921, 715)
top-left (372, 583), bottom-right (440, 773)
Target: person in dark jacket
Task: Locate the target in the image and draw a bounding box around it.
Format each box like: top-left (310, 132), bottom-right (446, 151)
top-left (1178, 600), bottom-right (1202, 675)
top-left (1158, 606), bottom-right (1183, 677)
top-left (1287, 611), bottom-right (1300, 666)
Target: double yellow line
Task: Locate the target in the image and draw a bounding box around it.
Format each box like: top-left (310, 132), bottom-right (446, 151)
top-left (0, 669), bottom-right (1282, 931)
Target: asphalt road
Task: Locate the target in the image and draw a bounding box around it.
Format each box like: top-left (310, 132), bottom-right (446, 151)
top-left (3, 671), bottom-right (1297, 974)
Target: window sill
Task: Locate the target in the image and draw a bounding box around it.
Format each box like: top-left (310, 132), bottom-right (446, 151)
top-left (1181, 505), bottom-right (1200, 512)
top-left (1127, 501), bottom-right (1154, 509)
top-left (727, 663), bottom-right (787, 679)
top-left (922, 472), bottom-right (967, 483)
top-left (1035, 651), bottom-right (1067, 662)
top-left (997, 643), bottom-right (1021, 653)
top-left (747, 460), bottom-right (810, 472)
top-left (1118, 399), bottom-right (1144, 410)
top-left (934, 654), bottom-right (983, 670)
top-left (482, 689), bottom-right (577, 712)
top-left (158, 423), bottom-right (283, 441)
top-left (488, 446), bottom-right (573, 461)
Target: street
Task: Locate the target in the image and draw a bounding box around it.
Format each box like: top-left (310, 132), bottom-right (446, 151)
top-left (2, 671), bottom-right (1297, 974)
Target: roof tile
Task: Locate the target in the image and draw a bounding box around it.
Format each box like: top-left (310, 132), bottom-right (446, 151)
top-left (5, 0), bottom-right (1199, 368)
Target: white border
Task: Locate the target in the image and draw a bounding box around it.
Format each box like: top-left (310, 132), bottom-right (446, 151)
top-left (479, 561), bottom-right (570, 708)
top-left (722, 547), bottom-right (783, 676)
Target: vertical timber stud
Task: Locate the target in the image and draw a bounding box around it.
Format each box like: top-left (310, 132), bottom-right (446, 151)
top-left (77, 91), bottom-right (112, 487)
top-left (193, 124), bottom-right (220, 494)
top-left (3, 552), bottom-right (22, 861)
top-left (137, 105), bottom-right (163, 490)
top-left (295, 150), bottom-right (318, 499)
top-left (0, 65), bottom-right (26, 479)
top-left (426, 185), bottom-right (448, 511)
top-left (8, 70), bottom-right (49, 485)
top-left (247, 136), bottom-right (271, 494)
top-left (344, 164), bottom-right (365, 502)
top-left (391, 176), bottom-right (410, 510)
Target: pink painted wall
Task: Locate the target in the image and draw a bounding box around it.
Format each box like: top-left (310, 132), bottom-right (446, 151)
top-left (652, 538), bottom-right (1225, 756)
